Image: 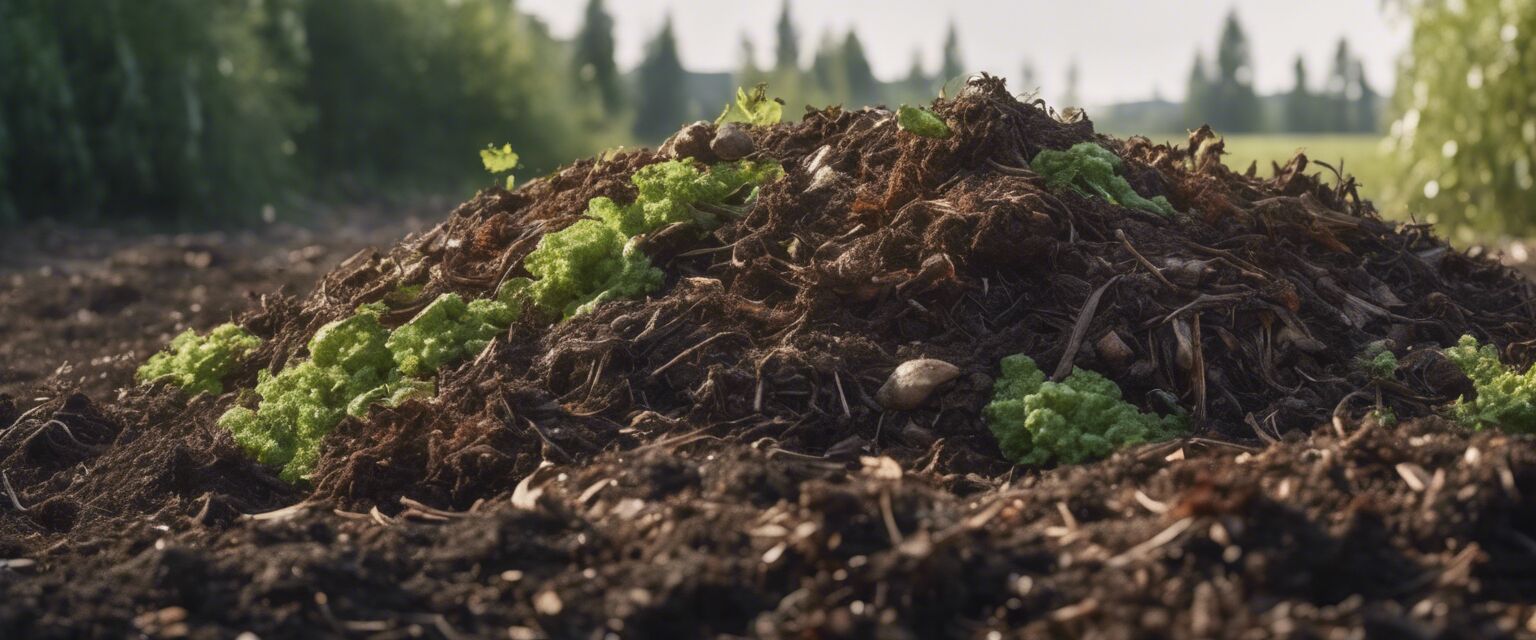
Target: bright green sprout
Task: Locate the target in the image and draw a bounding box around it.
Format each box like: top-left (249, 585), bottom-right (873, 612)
top-left (983, 354), bottom-right (1186, 466)
top-left (1356, 342), bottom-right (1399, 380)
top-left (515, 159), bottom-right (782, 319)
top-left (219, 296), bottom-right (515, 482)
top-left (715, 83), bottom-right (782, 127)
top-left (1030, 143), bottom-right (1175, 216)
top-left (481, 143), bottom-right (520, 189)
top-left (136, 323), bottom-right (261, 396)
top-left (1444, 335), bottom-right (1536, 434)
top-left (896, 105), bottom-right (952, 139)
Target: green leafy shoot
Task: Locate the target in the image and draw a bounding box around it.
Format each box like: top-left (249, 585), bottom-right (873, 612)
top-left (1443, 335), bottom-right (1536, 434)
top-left (983, 354), bottom-right (1186, 466)
top-left (136, 323), bottom-right (261, 396)
top-left (219, 296), bottom-right (517, 482)
top-left (216, 159), bottom-right (783, 481)
top-left (513, 159), bottom-right (783, 319)
top-left (1030, 143), bottom-right (1176, 216)
top-left (896, 105), bottom-right (952, 139)
top-left (481, 143), bottom-right (521, 189)
top-left (1355, 342), bottom-right (1399, 381)
top-left (715, 84), bottom-right (782, 127)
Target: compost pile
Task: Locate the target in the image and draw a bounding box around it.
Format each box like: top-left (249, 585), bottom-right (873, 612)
top-left (4, 77), bottom-right (1536, 638)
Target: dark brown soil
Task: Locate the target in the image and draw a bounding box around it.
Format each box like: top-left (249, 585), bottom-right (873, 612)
top-left (3, 78), bottom-right (1536, 639)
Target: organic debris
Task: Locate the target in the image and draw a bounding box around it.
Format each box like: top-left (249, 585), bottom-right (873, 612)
top-left (5, 76), bottom-right (1536, 638)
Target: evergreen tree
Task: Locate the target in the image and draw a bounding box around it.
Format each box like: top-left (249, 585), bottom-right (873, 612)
top-left (1353, 60), bottom-right (1377, 134)
top-left (939, 22), bottom-right (964, 86)
top-left (841, 31), bottom-right (878, 108)
top-left (1019, 60), bottom-right (1038, 94)
top-left (809, 31), bottom-right (846, 99)
top-left (1208, 11), bottom-right (1259, 132)
top-left (1184, 51), bottom-right (1210, 126)
top-left (1327, 38), bottom-right (1354, 131)
top-left (738, 33), bottom-right (759, 79)
top-left (902, 50), bottom-right (929, 98)
top-left (633, 16), bottom-right (688, 140)
top-left (1062, 59), bottom-right (1081, 108)
top-left (573, 0), bottom-right (622, 115)
top-left (1283, 55), bottom-right (1314, 133)
top-left (775, 0), bottom-right (799, 70)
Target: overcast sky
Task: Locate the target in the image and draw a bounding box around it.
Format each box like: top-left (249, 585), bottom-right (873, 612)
top-left (519, 0), bottom-right (1410, 108)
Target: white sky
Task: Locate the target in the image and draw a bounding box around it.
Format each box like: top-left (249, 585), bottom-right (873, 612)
top-left (519, 0), bottom-right (1410, 108)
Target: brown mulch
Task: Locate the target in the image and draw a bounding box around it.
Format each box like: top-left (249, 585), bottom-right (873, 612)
top-left (2, 77), bottom-right (1535, 639)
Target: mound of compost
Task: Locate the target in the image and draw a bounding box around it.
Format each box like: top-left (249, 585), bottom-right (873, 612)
top-left (4, 77), bottom-right (1536, 638)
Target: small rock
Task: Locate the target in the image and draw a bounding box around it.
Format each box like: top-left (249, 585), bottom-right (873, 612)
top-left (899, 422), bottom-right (937, 448)
top-left (876, 359), bottom-right (961, 411)
top-left (658, 121), bottom-right (715, 162)
top-left (710, 123), bottom-right (755, 161)
top-left (1095, 331), bottom-right (1134, 368)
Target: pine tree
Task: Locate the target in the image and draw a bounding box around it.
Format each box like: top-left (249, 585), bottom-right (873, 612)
top-left (1062, 59), bottom-right (1081, 108)
top-left (738, 33), bottom-right (759, 79)
top-left (1019, 60), bottom-right (1038, 94)
top-left (841, 31), bottom-right (878, 108)
top-left (939, 22), bottom-right (964, 86)
top-left (774, 0), bottom-right (798, 70)
top-left (1283, 55), bottom-right (1313, 133)
top-left (1327, 38), bottom-right (1354, 131)
top-left (1353, 60), bottom-right (1377, 134)
top-left (1184, 51), bottom-right (1210, 126)
top-left (895, 48), bottom-right (930, 104)
top-left (634, 16), bottom-right (688, 140)
top-left (573, 0), bottom-right (622, 115)
top-left (1209, 11), bottom-right (1259, 132)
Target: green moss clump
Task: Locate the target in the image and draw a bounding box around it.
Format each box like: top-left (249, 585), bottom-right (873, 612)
top-left (219, 296), bottom-right (514, 482)
top-left (1030, 143), bottom-right (1175, 216)
top-left (983, 354), bottom-right (1186, 465)
top-left (1444, 335), bottom-right (1536, 433)
top-left (136, 323), bottom-right (261, 396)
top-left (517, 159), bottom-right (782, 318)
top-left (387, 293), bottom-right (515, 377)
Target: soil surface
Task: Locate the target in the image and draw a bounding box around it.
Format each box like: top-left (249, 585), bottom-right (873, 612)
top-left (3, 79), bottom-right (1536, 639)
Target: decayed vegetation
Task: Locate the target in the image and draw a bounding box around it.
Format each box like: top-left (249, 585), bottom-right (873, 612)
top-left (8, 79), bottom-right (1536, 638)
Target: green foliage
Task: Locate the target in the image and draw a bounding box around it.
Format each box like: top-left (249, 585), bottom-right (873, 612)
top-left (387, 293), bottom-right (515, 377)
top-left (633, 17), bottom-right (689, 141)
top-left (481, 144), bottom-right (520, 189)
top-left (1356, 342), bottom-right (1399, 380)
top-left (0, 0), bottom-right (307, 222)
top-left (716, 84), bottom-right (783, 127)
top-left (301, 0), bottom-right (594, 192)
top-left (573, 0), bottom-right (623, 116)
top-left (983, 354), bottom-right (1186, 466)
top-left (1030, 143), bottom-right (1175, 216)
top-left (896, 105), bottom-right (952, 139)
top-left (1444, 335), bottom-right (1536, 434)
top-left (518, 159), bottom-right (783, 318)
top-left (219, 296), bottom-right (515, 482)
top-left (136, 323), bottom-right (261, 396)
top-left (1390, 0), bottom-right (1536, 235)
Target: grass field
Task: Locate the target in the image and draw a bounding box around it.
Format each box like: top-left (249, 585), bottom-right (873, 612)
top-left (1219, 135), bottom-right (1402, 214)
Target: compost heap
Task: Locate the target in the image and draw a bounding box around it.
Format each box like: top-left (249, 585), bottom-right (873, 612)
top-left (4, 77), bottom-right (1536, 638)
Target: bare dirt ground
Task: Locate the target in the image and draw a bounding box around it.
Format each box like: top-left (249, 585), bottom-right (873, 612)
top-left (0, 210), bottom-right (432, 398)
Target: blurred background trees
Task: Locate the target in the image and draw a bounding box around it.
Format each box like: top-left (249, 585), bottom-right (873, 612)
top-left (1388, 0), bottom-right (1535, 236)
top-left (0, 0), bottom-right (1530, 238)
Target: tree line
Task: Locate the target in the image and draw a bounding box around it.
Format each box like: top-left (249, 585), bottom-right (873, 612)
top-left (0, 0), bottom-right (618, 225)
top-left (1180, 12), bottom-right (1379, 135)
